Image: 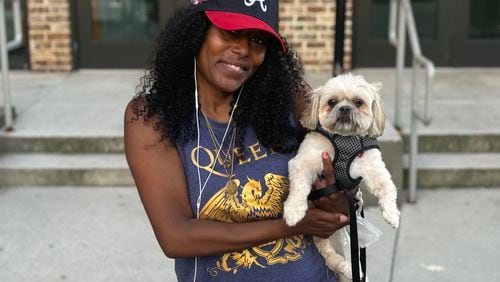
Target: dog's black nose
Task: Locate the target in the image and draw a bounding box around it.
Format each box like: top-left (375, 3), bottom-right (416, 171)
top-left (339, 106), bottom-right (351, 115)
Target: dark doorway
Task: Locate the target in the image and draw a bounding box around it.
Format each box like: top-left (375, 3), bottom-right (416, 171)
top-left (353, 0), bottom-right (500, 67)
top-left (75, 0), bottom-right (187, 68)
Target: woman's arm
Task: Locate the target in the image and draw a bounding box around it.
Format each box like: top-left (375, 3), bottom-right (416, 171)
top-left (124, 99), bottom-right (347, 258)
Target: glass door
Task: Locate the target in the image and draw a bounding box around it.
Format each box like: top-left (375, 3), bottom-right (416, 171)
top-left (353, 0), bottom-right (500, 67)
top-left (452, 0), bottom-right (500, 66)
top-left (353, 0), bottom-right (454, 67)
top-left (76, 0), bottom-right (187, 68)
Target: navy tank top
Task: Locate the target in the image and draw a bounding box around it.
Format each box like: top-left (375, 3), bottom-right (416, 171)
top-left (175, 115), bottom-right (337, 282)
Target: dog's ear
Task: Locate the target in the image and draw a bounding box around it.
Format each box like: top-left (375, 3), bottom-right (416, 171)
top-left (300, 88), bottom-right (322, 130)
top-left (368, 82), bottom-right (386, 137)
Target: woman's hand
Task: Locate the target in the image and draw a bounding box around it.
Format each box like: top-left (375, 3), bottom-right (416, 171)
top-left (312, 152), bottom-right (352, 219)
top-left (291, 208), bottom-right (348, 239)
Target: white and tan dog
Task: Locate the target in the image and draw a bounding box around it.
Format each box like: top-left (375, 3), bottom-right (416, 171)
top-left (283, 73), bottom-right (400, 281)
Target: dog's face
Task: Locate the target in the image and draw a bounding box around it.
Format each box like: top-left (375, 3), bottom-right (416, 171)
top-left (301, 73), bottom-right (386, 137)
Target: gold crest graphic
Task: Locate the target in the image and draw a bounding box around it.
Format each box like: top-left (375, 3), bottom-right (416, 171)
top-left (200, 173), bottom-right (308, 276)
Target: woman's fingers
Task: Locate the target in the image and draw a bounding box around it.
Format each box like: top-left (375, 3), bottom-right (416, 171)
top-left (319, 210), bottom-right (348, 226)
top-left (313, 152), bottom-right (335, 190)
top-left (314, 192), bottom-right (345, 213)
top-left (311, 151), bottom-right (350, 215)
top-left (321, 152), bottom-right (335, 185)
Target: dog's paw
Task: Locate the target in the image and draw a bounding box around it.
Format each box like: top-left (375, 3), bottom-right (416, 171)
top-left (381, 204), bottom-right (400, 228)
top-left (337, 272), bottom-right (353, 282)
top-left (283, 200), bottom-right (308, 226)
top-left (338, 263), bottom-right (352, 280)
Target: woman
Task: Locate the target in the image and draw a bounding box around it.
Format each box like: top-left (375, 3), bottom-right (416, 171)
top-left (125, 1), bottom-right (349, 281)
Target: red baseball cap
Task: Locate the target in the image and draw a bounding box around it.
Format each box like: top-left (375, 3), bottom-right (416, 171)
top-left (192, 0), bottom-right (286, 53)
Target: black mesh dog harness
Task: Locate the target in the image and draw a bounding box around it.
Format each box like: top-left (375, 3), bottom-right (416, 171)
top-left (315, 127), bottom-right (380, 190)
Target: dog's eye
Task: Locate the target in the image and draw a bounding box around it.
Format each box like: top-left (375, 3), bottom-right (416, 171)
top-left (328, 99), bottom-right (337, 107)
top-left (354, 99), bottom-right (364, 107)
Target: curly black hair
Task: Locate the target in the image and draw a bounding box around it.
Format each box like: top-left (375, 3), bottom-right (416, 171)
top-left (133, 6), bottom-right (307, 152)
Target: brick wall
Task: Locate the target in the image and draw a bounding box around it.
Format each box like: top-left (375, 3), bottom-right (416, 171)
top-left (24, 0), bottom-right (351, 72)
top-left (280, 0), bottom-right (353, 73)
top-left (27, 0), bottom-right (72, 71)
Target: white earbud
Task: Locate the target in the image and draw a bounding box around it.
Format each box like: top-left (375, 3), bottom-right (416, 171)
top-left (192, 57), bottom-right (244, 281)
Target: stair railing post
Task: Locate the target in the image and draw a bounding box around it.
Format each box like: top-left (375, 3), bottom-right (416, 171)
top-left (389, 0), bottom-right (434, 202)
top-left (408, 58), bottom-right (419, 203)
top-left (404, 0), bottom-right (435, 202)
top-left (0, 0), bottom-right (22, 132)
top-left (0, 0), bottom-right (14, 131)
top-left (395, 0), bottom-right (406, 130)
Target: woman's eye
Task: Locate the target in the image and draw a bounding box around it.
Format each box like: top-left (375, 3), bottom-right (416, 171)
top-left (250, 34), bottom-right (268, 46)
top-left (221, 30), bottom-right (239, 37)
top-left (328, 99), bottom-right (337, 107)
top-left (354, 99), bottom-right (364, 107)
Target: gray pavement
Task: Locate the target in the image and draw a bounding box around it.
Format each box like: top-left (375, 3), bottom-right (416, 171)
top-left (1, 69), bottom-right (500, 281)
top-left (2, 186), bottom-right (498, 282)
top-left (2, 67), bottom-right (500, 137)
top-left (0, 187), bottom-right (175, 282)
top-left (0, 70), bottom-right (139, 136)
top-left (392, 188), bottom-right (500, 282)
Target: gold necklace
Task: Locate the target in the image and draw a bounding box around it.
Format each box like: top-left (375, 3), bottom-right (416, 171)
top-left (203, 113), bottom-right (233, 167)
top-left (202, 112), bottom-right (238, 193)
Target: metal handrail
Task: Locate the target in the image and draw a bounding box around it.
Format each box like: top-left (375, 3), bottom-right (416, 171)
top-left (6, 0), bottom-right (21, 50)
top-left (1, 0), bottom-right (23, 131)
top-left (388, 0), bottom-right (435, 203)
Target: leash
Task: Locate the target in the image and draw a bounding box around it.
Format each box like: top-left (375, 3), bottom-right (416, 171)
top-left (360, 208), bottom-right (367, 282)
top-left (345, 189), bottom-right (366, 282)
top-left (309, 186), bottom-right (366, 282)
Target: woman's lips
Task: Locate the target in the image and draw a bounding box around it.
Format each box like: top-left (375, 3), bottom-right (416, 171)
top-left (218, 62), bottom-right (247, 78)
top-left (228, 63), bottom-right (244, 72)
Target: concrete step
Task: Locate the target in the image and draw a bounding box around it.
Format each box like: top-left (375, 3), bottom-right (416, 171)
top-left (403, 153), bottom-right (500, 188)
top-left (0, 153), bottom-right (134, 187)
top-left (0, 135), bottom-right (124, 153)
top-left (0, 123), bottom-right (404, 193)
top-left (5, 133), bottom-right (497, 154)
top-left (402, 133), bottom-right (500, 153)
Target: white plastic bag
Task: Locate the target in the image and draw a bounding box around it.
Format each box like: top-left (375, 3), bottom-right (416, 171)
top-left (342, 191), bottom-right (383, 248)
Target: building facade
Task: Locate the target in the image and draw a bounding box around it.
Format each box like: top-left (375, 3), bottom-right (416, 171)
top-left (9, 0), bottom-right (500, 72)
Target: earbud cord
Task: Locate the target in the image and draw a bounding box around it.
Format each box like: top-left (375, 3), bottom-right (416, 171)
top-left (193, 57), bottom-right (201, 282)
top-left (193, 57), bottom-right (244, 282)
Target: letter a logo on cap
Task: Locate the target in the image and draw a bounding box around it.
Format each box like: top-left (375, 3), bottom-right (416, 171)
top-left (244, 0), bottom-right (267, 12)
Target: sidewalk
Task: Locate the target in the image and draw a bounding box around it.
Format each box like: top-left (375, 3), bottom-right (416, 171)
top-left (1, 69), bottom-right (500, 281)
top-left (1, 186), bottom-right (498, 281)
top-left (0, 70), bottom-right (139, 136)
top-left (2, 67), bottom-right (500, 136)
top-left (389, 188), bottom-right (500, 282)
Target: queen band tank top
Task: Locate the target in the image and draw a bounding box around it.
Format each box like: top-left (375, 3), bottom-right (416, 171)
top-left (175, 115), bottom-right (337, 282)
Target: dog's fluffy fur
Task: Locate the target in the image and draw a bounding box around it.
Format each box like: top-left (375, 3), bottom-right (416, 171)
top-left (283, 73), bottom-right (400, 281)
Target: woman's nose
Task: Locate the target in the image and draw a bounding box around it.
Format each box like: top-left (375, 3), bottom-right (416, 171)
top-left (231, 35), bottom-right (250, 56)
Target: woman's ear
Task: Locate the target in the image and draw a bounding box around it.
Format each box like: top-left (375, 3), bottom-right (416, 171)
top-left (300, 88), bottom-right (322, 130)
top-left (368, 82), bottom-right (386, 137)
